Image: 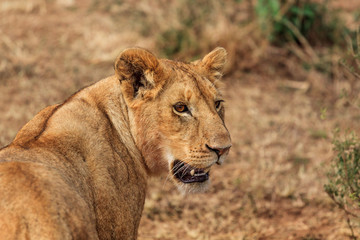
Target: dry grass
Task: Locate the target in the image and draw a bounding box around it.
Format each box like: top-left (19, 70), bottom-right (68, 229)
top-left (1, 0), bottom-right (360, 239)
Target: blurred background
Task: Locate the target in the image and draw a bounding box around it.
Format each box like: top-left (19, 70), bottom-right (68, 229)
top-left (1, 0), bottom-right (360, 239)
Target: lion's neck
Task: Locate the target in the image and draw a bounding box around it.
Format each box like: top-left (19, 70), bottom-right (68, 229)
top-left (82, 75), bottom-right (148, 177)
top-left (95, 76), bottom-right (144, 165)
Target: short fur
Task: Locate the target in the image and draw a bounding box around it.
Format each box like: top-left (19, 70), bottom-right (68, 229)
top-left (0, 47), bottom-right (231, 239)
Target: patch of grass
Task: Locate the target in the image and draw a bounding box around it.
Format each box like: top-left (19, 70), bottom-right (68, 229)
top-left (157, 28), bottom-right (196, 58)
top-left (309, 129), bottom-right (328, 140)
top-left (154, 0), bottom-right (231, 59)
top-left (340, 29), bottom-right (360, 79)
top-left (288, 154), bottom-right (310, 170)
top-left (324, 131), bottom-right (360, 239)
top-left (233, 177), bottom-right (242, 186)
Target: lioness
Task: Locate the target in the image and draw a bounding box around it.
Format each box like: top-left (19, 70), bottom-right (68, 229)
top-left (0, 47), bottom-right (231, 239)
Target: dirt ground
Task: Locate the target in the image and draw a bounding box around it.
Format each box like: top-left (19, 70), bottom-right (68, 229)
top-left (1, 1), bottom-right (360, 239)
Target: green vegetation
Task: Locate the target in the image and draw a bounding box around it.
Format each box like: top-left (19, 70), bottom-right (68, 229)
top-left (325, 131), bottom-right (360, 239)
top-left (255, 0), bottom-right (347, 46)
top-left (323, 30), bottom-right (360, 239)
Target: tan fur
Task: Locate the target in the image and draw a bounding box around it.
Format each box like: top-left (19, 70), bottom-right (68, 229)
top-left (0, 47), bottom-right (231, 239)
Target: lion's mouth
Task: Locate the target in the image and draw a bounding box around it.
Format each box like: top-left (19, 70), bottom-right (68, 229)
top-left (172, 160), bottom-right (210, 183)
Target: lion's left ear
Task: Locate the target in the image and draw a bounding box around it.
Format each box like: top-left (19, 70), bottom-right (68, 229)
top-left (196, 47), bottom-right (227, 82)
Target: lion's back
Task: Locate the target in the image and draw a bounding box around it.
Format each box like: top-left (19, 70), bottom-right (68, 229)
top-left (9, 104), bottom-right (60, 147)
top-left (0, 158), bottom-right (98, 240)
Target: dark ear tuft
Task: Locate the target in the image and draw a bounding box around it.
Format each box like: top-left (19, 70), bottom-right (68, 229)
top-left (114, 48), bottom-right (164, 103)
top-left (115, 48), bottom-right (159, 81)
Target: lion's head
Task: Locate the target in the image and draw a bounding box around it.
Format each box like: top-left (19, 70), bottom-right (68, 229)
top-left (115, 47), bottom-right (231, 193)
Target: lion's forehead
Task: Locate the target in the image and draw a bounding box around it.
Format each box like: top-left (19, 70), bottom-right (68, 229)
top-left (164, 61), bottom-right (219, 102)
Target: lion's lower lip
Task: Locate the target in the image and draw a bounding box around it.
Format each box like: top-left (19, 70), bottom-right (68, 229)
top-left (172, 160), bottom-right (209, 183)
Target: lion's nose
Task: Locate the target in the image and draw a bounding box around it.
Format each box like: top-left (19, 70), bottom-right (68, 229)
top-left (205, 144), bottom-right (231, 158)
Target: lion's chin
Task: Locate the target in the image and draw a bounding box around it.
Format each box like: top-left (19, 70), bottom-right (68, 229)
top-left (175, 180), bottom-right (211, 194)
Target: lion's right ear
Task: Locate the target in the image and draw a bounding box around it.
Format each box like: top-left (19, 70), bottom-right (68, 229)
top-left (114, 48), bottom-right (165, 106)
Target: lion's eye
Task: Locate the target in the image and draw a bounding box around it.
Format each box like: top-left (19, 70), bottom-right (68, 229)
top-left (215, 100), bottom-right (223, 110)
top-left (174, 103), bottom-right (189, 113)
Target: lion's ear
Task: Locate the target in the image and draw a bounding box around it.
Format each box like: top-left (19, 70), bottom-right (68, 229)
top-left (197, 47), bottom-right (227, 82)
top-left (114, 48), bottom-right (164, 104)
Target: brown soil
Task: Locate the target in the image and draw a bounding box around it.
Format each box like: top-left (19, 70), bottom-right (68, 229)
top-left (1, 1), bottom-right (360, 239)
